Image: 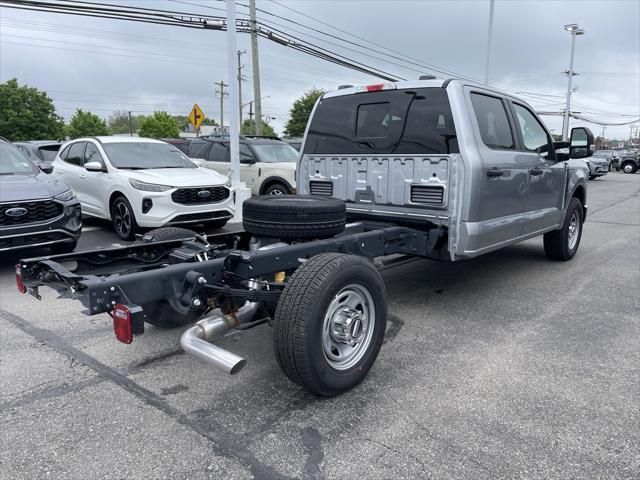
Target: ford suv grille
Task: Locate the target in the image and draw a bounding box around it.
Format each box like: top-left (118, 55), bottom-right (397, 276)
top-left (309, 181), bottom-right (333, 197)
top-left (171, 186), bottom-right (230, 205)
top-left (410, 185), bottom-right (444, 206)
top-left (0, 200), bottom-right (63, 226)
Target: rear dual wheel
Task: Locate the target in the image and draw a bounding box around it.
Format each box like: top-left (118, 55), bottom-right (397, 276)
top-left (273, 253), bottom-right (387, 396)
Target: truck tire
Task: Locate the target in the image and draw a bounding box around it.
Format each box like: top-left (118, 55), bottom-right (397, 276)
top-left (621, 161), bottom-right (637, 174)
top-left (141, 227), bottom-right (200, 328)
top-left (273, 253), bottom-right (387, 396)
top-left (243, 195), bottom-right (346, 240)
top-left (543, 197), bottom-right (583, 261)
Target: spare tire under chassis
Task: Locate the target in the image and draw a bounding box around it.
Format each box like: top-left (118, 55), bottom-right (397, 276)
top-left (243, 195), bottom-right (346, 240)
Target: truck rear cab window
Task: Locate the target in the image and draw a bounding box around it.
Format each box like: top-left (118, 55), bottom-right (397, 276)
top-left (304, 87), bottom-right (458, 155)
top-left (357, 102), bottom-right (391, 137)
top-left (470, 93), bottom-right (514, 150)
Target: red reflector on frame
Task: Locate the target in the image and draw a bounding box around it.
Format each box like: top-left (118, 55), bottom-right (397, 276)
top-left (15, 264), bottom-right (26, 294)
top-left (112, 304), bottom-right (133, 344)
top-left (366, 84), bottom-right (385, 92)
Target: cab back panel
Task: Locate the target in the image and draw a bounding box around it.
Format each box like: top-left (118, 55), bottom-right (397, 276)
top-left (299, 154), bottom-right (451, 222)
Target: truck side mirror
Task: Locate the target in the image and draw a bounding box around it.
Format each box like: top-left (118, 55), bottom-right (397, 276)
top-left (569, 127), bottom-right (594, 159)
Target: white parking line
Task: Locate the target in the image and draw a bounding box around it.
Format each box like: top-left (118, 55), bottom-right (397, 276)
top-left (81, 226), bottom-right (104, 232)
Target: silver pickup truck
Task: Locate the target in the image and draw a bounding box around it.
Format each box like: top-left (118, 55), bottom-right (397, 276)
top-left (299, 78), bottom-right (591, 261)
top-left (18, 78), bottom-right (594, 396)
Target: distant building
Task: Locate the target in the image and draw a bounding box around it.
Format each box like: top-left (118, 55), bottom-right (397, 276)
top-left (179, 125), bottom-right (228, 139)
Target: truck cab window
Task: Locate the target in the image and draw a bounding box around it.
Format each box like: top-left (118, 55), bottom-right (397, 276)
top-left (513, 104), bottom-right (552, 157)
top-left (470, 93), bottom-right (514, 150)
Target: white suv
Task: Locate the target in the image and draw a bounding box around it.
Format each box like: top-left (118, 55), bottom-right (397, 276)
top-left (189, 136), bottom-right (299, 195)
top-left (52, 137), bottom-right (235, 240)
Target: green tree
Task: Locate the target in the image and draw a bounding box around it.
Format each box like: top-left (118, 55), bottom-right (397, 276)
top-left (283, 88), bottom-right (325, 137)
top-left (108, 110), bottom-right (139, 135)
top-left (66, 109), bottom-right (111, 139)
top-left (0, 78), bottom-right (65, 141)
top-left (139, 111), bottom-right (180, 138)
top-left (241, 118), bottom-right (276, 137)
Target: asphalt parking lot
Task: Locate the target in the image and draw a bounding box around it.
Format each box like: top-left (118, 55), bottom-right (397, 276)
top-left (1, 171), bottom-right (638, 480)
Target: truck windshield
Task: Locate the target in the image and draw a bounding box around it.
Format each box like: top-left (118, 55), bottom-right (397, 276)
top-left (103, 142), bottom-right (196, 169)
top-left (303, 87), bottom-right (458, 155)
top-left (0, 143), bottom-right (37, 175)
top-left (252, 143), bottom-right (299, 163)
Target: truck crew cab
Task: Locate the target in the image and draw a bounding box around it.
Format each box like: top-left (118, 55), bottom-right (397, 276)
top-left (18, 78), bottom-right (593, 396)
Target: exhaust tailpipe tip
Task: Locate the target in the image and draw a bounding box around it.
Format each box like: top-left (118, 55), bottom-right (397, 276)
top-left (179, 301), bottom-right (258, 375)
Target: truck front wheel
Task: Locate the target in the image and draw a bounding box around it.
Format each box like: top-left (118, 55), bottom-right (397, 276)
top-left (543, 197), bottom-right (583, 261)
top-left (273, 253), bottom-right (387, 396)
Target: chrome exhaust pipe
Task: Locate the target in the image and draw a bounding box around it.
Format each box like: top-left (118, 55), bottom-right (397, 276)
top-left (180, 301), bottom-right (259, 375)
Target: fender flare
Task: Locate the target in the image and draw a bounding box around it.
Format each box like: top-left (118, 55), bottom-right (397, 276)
top-left (259, 176), bottom-right (294, 195)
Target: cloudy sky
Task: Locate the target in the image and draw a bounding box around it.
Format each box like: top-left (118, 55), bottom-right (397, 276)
top-left (1, 0), bottom-right (638, 139)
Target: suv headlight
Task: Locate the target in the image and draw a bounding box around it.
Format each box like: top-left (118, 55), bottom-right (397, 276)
top-left (129, 178), bottom-right (172, 192)
top-left (55, 189), bottom-right (76, 202)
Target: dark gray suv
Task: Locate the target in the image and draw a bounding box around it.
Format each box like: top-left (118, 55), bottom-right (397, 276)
top-left (0, 139), bottom-right (81, 253)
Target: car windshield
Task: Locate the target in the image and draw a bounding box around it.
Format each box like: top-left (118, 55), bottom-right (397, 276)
top-left (251, 143), bottom-right (299, 163)
top-left (0, 143), bottom-right (37, 175)
top-left (103, 142), bottom-right (196, 169)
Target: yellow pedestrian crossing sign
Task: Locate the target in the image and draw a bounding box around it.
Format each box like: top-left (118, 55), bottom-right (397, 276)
top-left (188, 104), bottom-right (205, 129)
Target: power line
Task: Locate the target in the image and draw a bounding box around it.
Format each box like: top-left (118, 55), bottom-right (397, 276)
top-left (0, 0), bottom-right (400, 81)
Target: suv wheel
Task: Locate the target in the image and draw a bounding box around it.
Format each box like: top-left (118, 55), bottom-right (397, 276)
top-left (621, 162), bottom-right (637, 174)
top-left (111, 195), bottom-right (138, 241)
top-left (264, 183), bottom-right (290, 196)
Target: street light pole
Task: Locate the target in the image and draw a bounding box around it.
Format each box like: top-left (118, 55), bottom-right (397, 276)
top-left (483, 0), bottom-right (495, 85)
top-left (562, 23), bottom-right (585, 141)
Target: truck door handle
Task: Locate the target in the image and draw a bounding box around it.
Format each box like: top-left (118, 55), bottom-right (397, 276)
top-left (530, 167), bottom-right (544, 176)
top-left (487, 168), bottom-right (505, 178)
top-left (79, 173), bottom-right (86, 179)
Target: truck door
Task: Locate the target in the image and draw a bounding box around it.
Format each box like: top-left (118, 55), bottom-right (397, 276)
top-left (468, 91), bottom-right (528, 252)
top-left (509, 102), bottom-right (566, 234)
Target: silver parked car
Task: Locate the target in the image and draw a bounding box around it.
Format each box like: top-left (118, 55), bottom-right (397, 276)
top-left (585, 155), bottom-right (610, 179)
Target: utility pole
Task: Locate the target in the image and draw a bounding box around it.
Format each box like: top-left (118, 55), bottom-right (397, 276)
top-left (215, 80), bottom-right (228, 130)
top-left (249, 0), bottom-right (262, 135)
top-left (237, 49), bottom-right (246, 131)
top-left (248, 101), bottom-right (253, 123)
top-left (483, 0), bottom-right (495, 85)
top-left (128, 111), bottom-right (133, 136)
top-left (562, 24), bottom-right (585, 141)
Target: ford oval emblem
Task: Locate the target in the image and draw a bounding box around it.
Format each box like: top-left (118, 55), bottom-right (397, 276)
top-left (197, 190), bottom-right (211, 199)
top-left (5, 207), bottom-right (28, 217)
